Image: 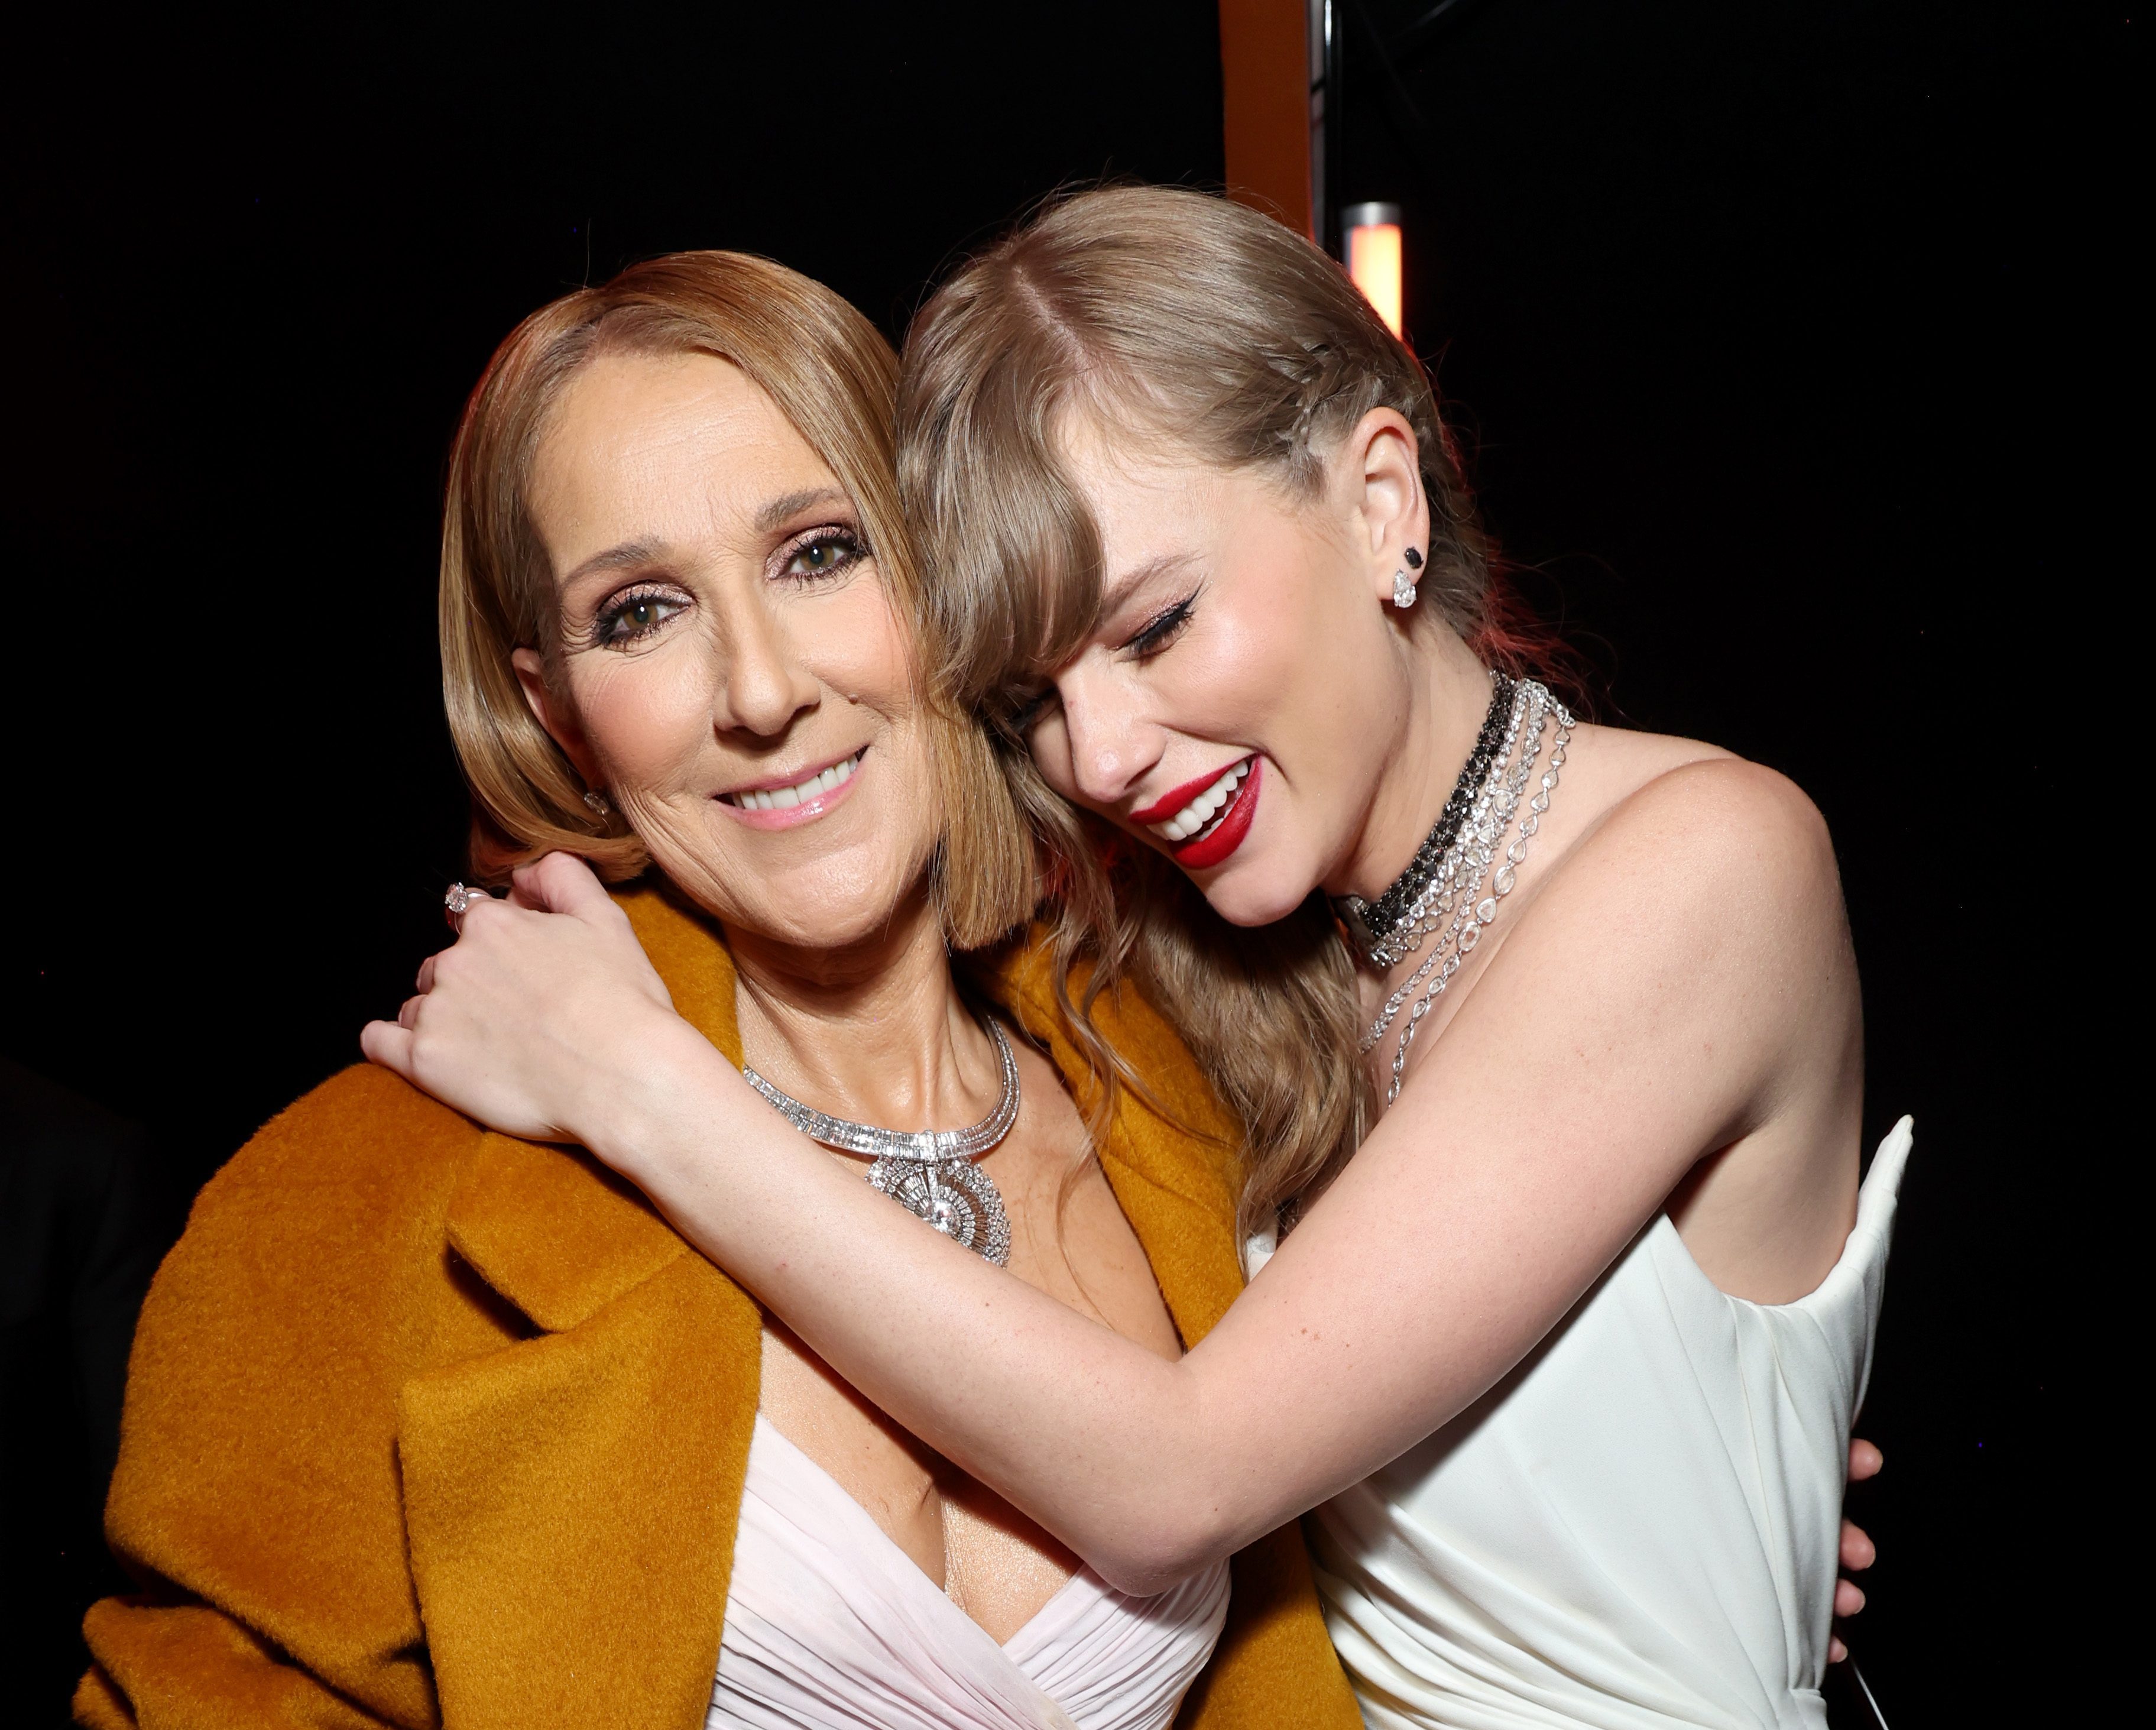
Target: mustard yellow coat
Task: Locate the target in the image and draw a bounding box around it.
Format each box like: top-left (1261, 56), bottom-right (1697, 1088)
top-left (77, 888), bottom-right (1360, 1730)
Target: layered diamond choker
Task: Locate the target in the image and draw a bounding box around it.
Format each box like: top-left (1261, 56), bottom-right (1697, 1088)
top-left (1335, 674), bottom-right (1519, 968)
top-left (1336, 672), bottom-right (1574, 1104)
top-left (742, 1019), bottom-right (1019, 1266)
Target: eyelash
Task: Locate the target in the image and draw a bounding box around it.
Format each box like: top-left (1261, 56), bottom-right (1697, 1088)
top-left (583, 526), bottom-right (868, 650)
top-left (774, 524), bottom-right (869, 584)
top-left (1001, 589), bottom-right (1198, 734)
top-left (1004, 688), bottom-right (1057, 737)
top-left (591, 582), bottom-right (690, 649)
top-left (1121, 592), bottom-right (1198, 659)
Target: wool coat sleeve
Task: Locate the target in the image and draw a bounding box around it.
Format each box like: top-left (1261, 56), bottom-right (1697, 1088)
top-left (76, 1065), bottom-right (504, 1729)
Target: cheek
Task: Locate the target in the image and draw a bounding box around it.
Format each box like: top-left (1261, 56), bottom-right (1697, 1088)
top-left (1205, 545), bottom-right (1381, 741)
top-left (810, 580), bottom-right (914, 711)
top-left (1156, 596), bottom-right (1297, 741)
top-left (568, 650), bottom-right (713, 787)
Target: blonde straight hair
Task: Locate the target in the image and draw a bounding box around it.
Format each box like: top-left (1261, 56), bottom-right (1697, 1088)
top-left (899, 186), bottom-right (1507, 1236)
top-left (437, 250), bottom-right (1034, 950)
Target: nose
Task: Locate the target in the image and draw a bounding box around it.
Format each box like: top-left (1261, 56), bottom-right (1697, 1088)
top-left (1058, 663), bottom-right (1165, 810)
top-left (714, 594), bottom-right (821, 739)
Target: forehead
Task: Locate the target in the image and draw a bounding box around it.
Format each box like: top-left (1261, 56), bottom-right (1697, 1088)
top-left (530, 349), bottom-right (838, 562)
top-left (1061, 414), bottom-right (1239, 548)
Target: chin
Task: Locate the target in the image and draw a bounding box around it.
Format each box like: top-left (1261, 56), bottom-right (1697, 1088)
top-left (1194, 860), bottom-right (1321, 929)
top-left (772, 844), bottom-right (932, 945)
top-left (653, 825), bottom-right (931, 951)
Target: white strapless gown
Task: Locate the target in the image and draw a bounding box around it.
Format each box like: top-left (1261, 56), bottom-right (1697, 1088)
top-left (1293, 1119), bottom-right (1910, 1730)
top-left (710, 1414), bottom-right (1230, 1730)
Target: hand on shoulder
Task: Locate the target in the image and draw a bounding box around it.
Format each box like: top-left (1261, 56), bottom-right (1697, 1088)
top-left (361, 853), bottom-right (693, 1149)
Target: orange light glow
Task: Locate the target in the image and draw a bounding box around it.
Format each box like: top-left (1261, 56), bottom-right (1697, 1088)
top-left (1347, 222), bottom-right (1403, 336)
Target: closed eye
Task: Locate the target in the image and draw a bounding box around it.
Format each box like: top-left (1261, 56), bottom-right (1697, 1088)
top-left (1120, 592), bottom-right (1197, 659)
top-left (1002, 685), bottom-right (1059, 740)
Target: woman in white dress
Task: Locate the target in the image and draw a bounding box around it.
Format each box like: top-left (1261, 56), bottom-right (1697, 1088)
top-left (373, 190), bottom-right (1896, 1729)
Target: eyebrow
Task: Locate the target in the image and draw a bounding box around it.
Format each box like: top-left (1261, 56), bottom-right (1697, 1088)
top-left (1099, 552), bottom-right (1200, 621)
top-left (556, 487), bottom-right (856, 589)
top-left (754, 485), bottom-right (852, 534)
top-left (560, 537), bottom-right (670, 589)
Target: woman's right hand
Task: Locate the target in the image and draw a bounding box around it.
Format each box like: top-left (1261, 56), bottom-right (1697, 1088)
top-left (361, 853), bottom-right (701, 1150)
top-left (1829, 1437), bottom-right (1883, 1663)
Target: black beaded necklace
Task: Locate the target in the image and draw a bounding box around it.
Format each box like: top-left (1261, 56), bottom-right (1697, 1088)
top-left (1334, 672), bottom-right (1515, 966)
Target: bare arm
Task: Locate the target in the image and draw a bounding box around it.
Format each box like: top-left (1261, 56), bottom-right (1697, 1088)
top-left (371, 761), bottom-right (1853, 1593)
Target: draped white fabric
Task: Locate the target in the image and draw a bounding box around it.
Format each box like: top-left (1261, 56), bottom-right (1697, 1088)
top-left (1302, 1119), bottom-right (1911, 1729)
top-left (709, 1415), bottom-right (1229, 1730)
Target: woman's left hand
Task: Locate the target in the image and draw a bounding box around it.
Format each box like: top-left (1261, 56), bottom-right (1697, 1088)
top-left (361, 853), bottom-right (691, 1146)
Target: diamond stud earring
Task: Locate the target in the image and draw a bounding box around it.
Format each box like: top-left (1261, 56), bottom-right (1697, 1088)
top-left (583, 790), bottom-right (612, 817)
top-left (1393, 569), bottom-right (1418, 610)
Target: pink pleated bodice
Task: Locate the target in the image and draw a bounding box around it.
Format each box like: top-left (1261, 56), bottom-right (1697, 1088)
top-left (709, 1414), bottom-right (1230, 1730)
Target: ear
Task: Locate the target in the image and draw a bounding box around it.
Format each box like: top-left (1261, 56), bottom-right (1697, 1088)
top-left (1343, 407), bottom-right (1431, 606)
top-left (511, 646), bottom-right (604, 789)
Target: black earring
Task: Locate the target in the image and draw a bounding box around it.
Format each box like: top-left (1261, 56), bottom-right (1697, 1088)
top-left (1404, 547), bottom-right (1424, 570)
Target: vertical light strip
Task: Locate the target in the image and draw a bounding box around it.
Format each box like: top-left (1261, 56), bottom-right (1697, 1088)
top-left (1341, 201), bottom-right (1404, 336)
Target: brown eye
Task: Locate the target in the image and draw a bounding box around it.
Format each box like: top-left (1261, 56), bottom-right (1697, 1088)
top-left (595, 588), bottom-right (688, 646)
top-left (780, 529), bottom-right (865, 581)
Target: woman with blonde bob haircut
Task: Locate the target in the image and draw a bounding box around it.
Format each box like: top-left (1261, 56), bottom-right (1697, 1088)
top-left (380, 186), bottom-right (1901, 1730)
top-left (78, 250), bottom-right (1365, 1730)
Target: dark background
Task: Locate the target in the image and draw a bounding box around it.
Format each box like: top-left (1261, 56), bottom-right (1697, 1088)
top-left (2, 2), bottom-right (2124, 1723)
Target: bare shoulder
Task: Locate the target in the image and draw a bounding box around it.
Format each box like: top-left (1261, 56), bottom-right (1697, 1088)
top-left (1408, 725), bottom-right (1860, 1299)
top-left (1506, 731), bottom-right (1857, 1093)
top-left (1544, 737), bottom-right (1861, 1295)
top-left (1562, 727), bottom-right (1844, 941)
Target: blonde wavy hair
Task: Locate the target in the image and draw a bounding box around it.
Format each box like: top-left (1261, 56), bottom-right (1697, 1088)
top-left (899, 186), bottom-right (1508, 1237)
top-left (437, 250), bottom-right (1033, 950)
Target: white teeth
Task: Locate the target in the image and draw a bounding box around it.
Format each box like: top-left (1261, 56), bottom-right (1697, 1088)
top-left (1148, 760), bottom-right (1250, 843)
top-left (728, 751), bottom-right (861, 812)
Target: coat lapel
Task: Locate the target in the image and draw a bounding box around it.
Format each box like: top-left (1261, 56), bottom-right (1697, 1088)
top-left (398, 887), bottom-right (761, 1730)
top-left (394, 893), bottom-right (1306, 1730)
top-left (992, 941), bottom-right (1250, 1348)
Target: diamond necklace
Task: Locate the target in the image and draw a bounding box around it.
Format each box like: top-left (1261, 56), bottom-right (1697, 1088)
top-left (1335, 674), bottom-right (1517, 968)
top-left (1358, 678), bottom-right (1538, 1044)
top-left (1344, 676), bottom-right (1573, 1103)
top-left (742, 1019), bottom-right (1019, 1266)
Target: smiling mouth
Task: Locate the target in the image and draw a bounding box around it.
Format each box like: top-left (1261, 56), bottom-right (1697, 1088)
top-left (1145, 757), bottom-right (1254, 844)
top-left (720, 749), bottom-right (864, 812)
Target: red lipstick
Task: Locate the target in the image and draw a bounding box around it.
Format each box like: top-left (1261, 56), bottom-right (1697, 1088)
top-left (1169, 756), bottom-right (1260, 872)
top-left (1130, 762), bottom-right (1247, 827)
